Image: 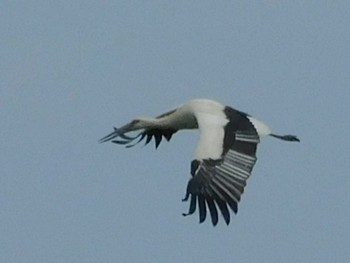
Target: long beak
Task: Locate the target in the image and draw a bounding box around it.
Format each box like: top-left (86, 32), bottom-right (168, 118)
top-left (98, 123), bottom-right (135, 143)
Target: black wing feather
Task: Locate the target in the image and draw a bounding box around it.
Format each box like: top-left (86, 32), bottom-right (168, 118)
top-left (215, 199), bottom-right (230, 225)
top-left (140, 129), bottom-right (177, 148)
top-left (182, 194), bottom-right (197, 217)
top-left (154, 132), bottom-right (162, 149)
top-left (206, 198), bottom-right (219, 226)
top-left (145, 133), bottom-right (153, 145)
top-left (101, 126), bottom-right (177, 148)
top-left (198, 196), bottom-right (207, 223)
top-left (183, 107), bottom-right (260, 226)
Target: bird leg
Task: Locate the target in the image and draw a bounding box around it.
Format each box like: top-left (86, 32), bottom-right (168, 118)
top-left (270, 134), bottom-right (300, 142)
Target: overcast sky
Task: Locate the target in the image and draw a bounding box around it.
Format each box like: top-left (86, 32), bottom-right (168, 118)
top-left (1, 1), bottom-right (350, 262)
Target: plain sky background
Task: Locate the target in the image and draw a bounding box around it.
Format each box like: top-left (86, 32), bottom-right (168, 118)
top-left (1, 1), bottom-right (350, 262)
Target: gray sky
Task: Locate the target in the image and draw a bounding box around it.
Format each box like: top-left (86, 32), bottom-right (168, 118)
top-left (1, 1), bottom-right (350, 262)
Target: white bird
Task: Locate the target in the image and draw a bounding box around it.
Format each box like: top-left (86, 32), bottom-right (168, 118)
top-left (99, 99), bottom-right (299, 226)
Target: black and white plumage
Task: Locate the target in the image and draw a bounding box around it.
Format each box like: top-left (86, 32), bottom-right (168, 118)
top-left (99, 99), bottom-right (299, 226)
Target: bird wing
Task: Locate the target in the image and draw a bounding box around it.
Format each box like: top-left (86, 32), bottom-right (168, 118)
top-left (100, 126), bottom-right (178, 149)
top-left (182, 107), bottom-right (260, 226)
top-left (100, 110), bottom-right (179, 149)
top-left (125, 128), bottom-right (178, 149)
top-left (133, 109), bottom-right (179, 148)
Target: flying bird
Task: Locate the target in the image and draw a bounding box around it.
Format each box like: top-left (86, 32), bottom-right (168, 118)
top-left (99, 99), bottom-right (299, 226)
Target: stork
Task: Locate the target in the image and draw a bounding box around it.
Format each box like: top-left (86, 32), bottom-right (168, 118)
top-left (99, 99), bottom-right (299, 226)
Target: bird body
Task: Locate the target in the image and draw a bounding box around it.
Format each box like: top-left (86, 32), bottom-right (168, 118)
top-left (100, 99), bottom-right (299, 226)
